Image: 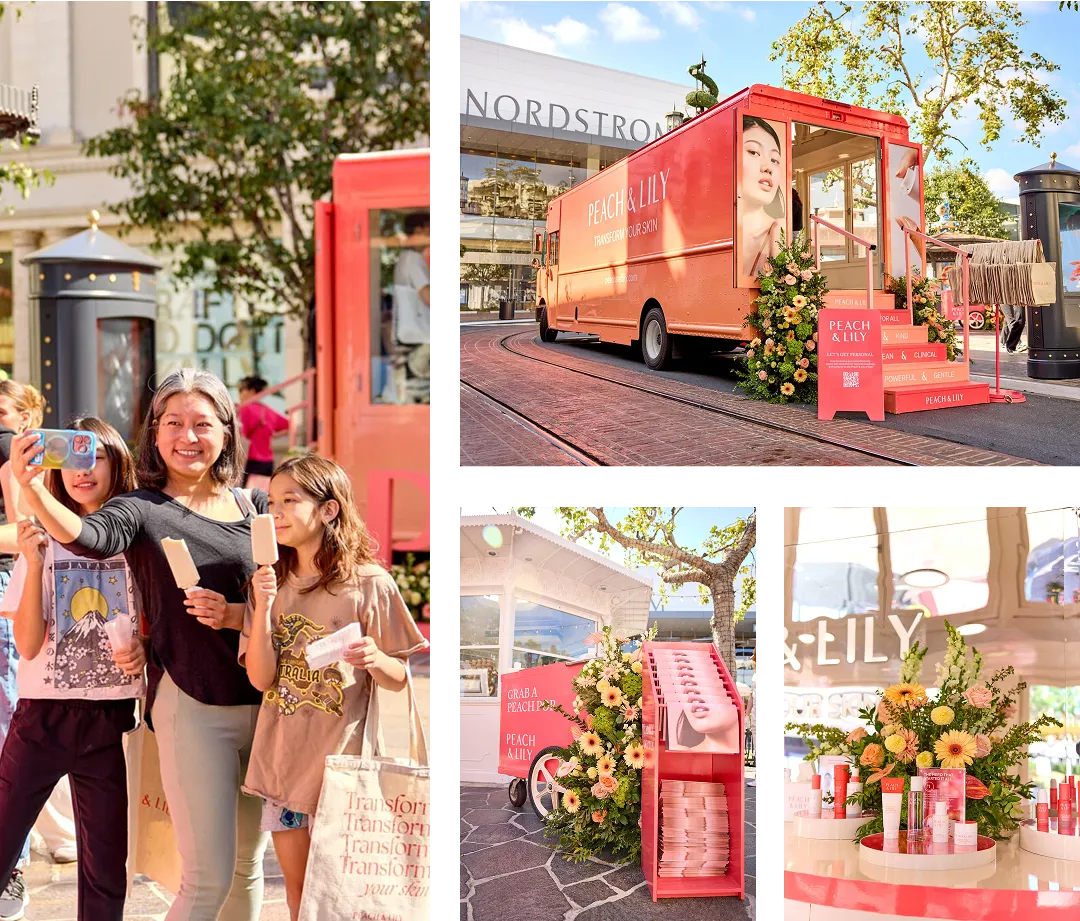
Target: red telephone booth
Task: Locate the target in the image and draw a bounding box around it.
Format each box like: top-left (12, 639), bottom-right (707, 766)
top-left (314, 150), bottom-right (430, 561)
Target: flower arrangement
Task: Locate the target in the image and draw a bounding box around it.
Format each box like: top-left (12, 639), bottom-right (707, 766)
top-left (786, 621), bottom-right (1062, 841)
top-left (886, 273), bottom-right (961, 361)
top-left (738, 232), bottom-right (827, 404)
top-left (540, 625), bottom-right (655, 863)
top-left (390, 553), bottom-right (430, 622)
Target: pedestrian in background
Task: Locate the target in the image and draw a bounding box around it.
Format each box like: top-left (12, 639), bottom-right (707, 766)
top-left (237, 376), bottom-right (289, 491)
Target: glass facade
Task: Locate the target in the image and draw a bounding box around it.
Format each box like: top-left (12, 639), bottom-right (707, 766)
top-left (460, 146), bottom-right (603, 314)
top-left (461, 594), bottom-right (501, 698)
top-left (511, 598), bottom-right (593, 669)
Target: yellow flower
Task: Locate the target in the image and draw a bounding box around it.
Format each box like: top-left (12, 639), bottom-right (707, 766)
top-left (781, 382), bottom-right (795, 396)
top-left (596, 755), bottom-right (616, 776)
top-left (624, 742), bottom-right (645, 769)
top-left (884, 683), bottom-right (928, 710)
top-left (793, 369), bottom-right (808, 382)
top-left (935, 730), bottom-right (977, 769)
top-left (631, 661), bottom-right (642, 674)
top-left (579, 732), bottom-right (603, 757)
top-left (884, 733), bottom-right (907, 755)
top-left (793, 295), bottom-right (808, 308)
top-left (596, 679), bottom-right (611, 693)
top-left (916, 751), bottom-right (934, 769)
top-left (931, 706), bottom-right (955, 726)
top-left (881, 724), bottom-right (898, 737)
top-left (602, 687), bottom-right (624, 708)
top-left (622, 653), bottom-right (632, 662)
top-left (563, 791), bottom-right (580, 814)
top-left (587, 766), bottom-right (598, 779)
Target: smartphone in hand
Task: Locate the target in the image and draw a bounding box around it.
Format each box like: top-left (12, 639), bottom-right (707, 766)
top-left (27, 430), bottom-right (97, 470)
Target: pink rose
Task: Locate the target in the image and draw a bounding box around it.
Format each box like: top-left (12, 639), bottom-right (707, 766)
top-left (591, 781), bottom-right (611, 800)
top-left (799, 358), bottom-right (809, 368)
top-left (592, 810), bottom-right (607, 823)
top-left (800, 269), bottom-right (814, 281)
top-left (846, 727), bottom-right (869, 745)
top-left (600, 774), bottom-right (618, 792)
top-left (974, 734), bottom-right (992, 758)
top-left (875, 699), bottom-right (894, 723)
top-left (758, 371), bottom-right (768, 381)
top-left (1003, 701), bottom-right (1018, 719)
top-left (859, 743), bottom-right (884, 768)
top-left (963, 686), bottom-right (993, 709)
top-left (805, 340), bottom-right (816, 351)
top-left (784, 275), bottom-right (797, 285)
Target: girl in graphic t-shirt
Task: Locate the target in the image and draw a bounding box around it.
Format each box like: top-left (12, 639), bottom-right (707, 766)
top-left (0, 416), bottom-right (145, 921)
top-left (241, 454), bottom-right (427, 921)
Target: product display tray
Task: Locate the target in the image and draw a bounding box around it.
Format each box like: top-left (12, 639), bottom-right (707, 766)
top-left (1019, 818), bottom-right (1080, 860)
top-left (792, 811), bottom-right (871, 839)
top-left (859, 831), bottom-right (996, 871)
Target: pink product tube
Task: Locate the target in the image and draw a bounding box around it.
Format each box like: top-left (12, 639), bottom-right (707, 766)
top-left (809, 774), bottom-right (822, 817)
top-left (833, 765), bottom-right (849, 818)
top-left (1051, 780), bottom-right (1058, 811)
top-left (1037, 789), bottom-right (1049, 832)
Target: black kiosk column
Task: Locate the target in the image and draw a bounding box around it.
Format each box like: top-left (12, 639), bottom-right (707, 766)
top-left (21, 212), bottom-right (161, 442)
top-left (1015, 155), bottom-right (1080, 380)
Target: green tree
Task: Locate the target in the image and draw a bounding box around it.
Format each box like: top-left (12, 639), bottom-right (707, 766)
top-left (924, 159), bottom-right (1009, 238)
top-left (85, 1), bottom-right (429, 337)
top-left (770, 2), bottom-right (1066, 165)
top-left (0, 4), bottom-right (52, 211)
top-left (519, 508), bottom-right (756, 676)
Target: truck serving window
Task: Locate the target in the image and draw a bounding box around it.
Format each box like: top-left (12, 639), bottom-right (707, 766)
top-left (549, 232), bottom-right (560, 267)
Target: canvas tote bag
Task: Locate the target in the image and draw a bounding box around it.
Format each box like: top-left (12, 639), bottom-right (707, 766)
top-left (125, 708), bottom-right (182, 894)
top-left (298, 666), bottom-right (430, 921)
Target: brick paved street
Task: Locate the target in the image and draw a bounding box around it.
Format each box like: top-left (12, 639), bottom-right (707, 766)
top-left (461, 325), bottom-right (1035, 466)
top-left (460, 780), bottom-right (755, 921)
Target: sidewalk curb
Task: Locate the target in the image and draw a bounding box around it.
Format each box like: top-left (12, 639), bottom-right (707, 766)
top-left (970, 373), bottom-right (1080, 402)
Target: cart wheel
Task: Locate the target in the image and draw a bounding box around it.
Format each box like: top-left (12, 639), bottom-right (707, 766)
top-left (528, 746), bottom-right (568, 818)
top-left (969, 311), bottom-right (985, 330)
top-left (508, 778), bottom-right (527, 808)
top-left (539, 307), bottom-right (559, 343)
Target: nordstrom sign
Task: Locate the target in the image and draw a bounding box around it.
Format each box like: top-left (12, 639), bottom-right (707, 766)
top-left (463, 89), bottom-right (665, 144)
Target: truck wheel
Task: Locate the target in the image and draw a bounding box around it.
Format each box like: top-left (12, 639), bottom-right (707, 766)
top-left (539, 307), bottom-right (559, 342)
top-left (508, 777), bottom-right (527, 808)
top-left (528, 746), bottom-right (568, 818)
top-left (641, 307), bottom-right (673, 370)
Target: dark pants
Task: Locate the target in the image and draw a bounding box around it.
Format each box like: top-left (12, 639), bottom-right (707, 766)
top-left (0, 698), bottom-right (135, 921)
top-left (1000, 304), bottom-right (1025, 352)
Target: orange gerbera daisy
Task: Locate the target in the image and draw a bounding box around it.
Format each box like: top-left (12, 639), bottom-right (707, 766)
top-left (884, 683), bottom-right (928, 710)
top-left (935, 730), bottom-right (977, 769)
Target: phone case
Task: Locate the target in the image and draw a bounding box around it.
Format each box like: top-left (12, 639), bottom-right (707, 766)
top-left (28, 430), bottom-right (97, 470)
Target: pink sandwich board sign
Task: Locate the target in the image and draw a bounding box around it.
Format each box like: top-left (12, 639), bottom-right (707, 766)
top-left (817, 308), bottom-right (885, 422)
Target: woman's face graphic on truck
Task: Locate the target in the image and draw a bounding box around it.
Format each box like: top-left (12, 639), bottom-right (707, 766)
top-left (741, 121), bottom-right (782, 208)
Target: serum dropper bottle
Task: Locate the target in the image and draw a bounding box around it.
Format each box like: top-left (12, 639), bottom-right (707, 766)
top-left (908, 776), bottom-right (925, 837)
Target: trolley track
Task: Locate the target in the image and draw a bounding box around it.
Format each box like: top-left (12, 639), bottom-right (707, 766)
top-left (460, 380), bottom-right (602, 466)
top-left (485, 330), bottom-right (916, 466)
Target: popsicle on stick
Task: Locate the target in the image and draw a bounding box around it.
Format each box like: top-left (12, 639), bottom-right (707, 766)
top-left (250, 513), bottom-right (279, 566)
top-left (161, 537), bottom-right (200, 590)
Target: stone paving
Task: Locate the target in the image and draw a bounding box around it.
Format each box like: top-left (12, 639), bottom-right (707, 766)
top-left (461, 325), bottom-right (1034, 466)
top-left (460, 782), bottom-right (756, 921)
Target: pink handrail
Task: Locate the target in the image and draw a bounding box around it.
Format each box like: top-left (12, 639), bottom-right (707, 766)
top-left (901, 227), bottom-right (969, 372)
top-left (239, 367), bottom-right (317, 453)
top-left (810, 214), bottom-right (875, 309)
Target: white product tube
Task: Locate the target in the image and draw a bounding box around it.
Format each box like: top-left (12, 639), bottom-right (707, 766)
top-left (883, 805), bottom-right (901, 840)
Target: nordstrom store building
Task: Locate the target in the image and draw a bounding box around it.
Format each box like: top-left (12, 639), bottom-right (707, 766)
top-left (460, 36), bottom-right (690, 312)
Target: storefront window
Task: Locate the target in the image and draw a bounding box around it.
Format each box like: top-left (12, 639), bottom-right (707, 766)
top-left (461, 594), bottom-right (500, 698)
top-left (1028, 683), bottom-right (1080, 784)
top-left (0, 253), bottom-right (14, 376)
top-left (98, 318), bottom-right (154, 444)
top-left (886, 508), bottom-right (990, 616)
top-left (791, 508), bottom-right (880, 621)
top-left (1025, 507), bottom-right (1079, 605)
top-left (370, 208), bottom-right (430, 406)
top-left (511, 599), bottom-right (594, 670)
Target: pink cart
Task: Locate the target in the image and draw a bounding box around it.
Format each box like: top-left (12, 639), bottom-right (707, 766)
top-left (499, 660), bottom-right (584, 817)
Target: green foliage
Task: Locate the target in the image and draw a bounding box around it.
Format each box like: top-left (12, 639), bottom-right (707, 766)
top-left (770, 2), bottom-right (1066, 165)
top-left (686, 57), bottom-right (719, 113)
top-left (886, 273), bottom-right (961, 361)
top-left (738, 233), bottom-right (826, 404)
top-left (0, 5), bottom-right (52, 211)
top-left (540, 627), bottom-right (654, 863)
top-left (85, 1), bottom-right (429, 326)
top-left (924, 159), bottom-right (1009, 239)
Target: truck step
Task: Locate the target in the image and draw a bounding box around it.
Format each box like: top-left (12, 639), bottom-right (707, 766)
top-left (884, 382), bottom-right (990, 413)
top-left (884, 362), bottom-right (970, 388)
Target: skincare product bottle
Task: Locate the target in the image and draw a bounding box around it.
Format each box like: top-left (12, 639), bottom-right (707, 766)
top-left (833, 765), bottom-right (849, 819)
top-left (955, 820), bottom-right (978, 847)
top-left (847, 768), bottom-right (863, 818)
top-left (881, 776), bottom-right (904, 840)
top-left (1060, 783), bottom-right (1074, 834)
top-left (809, 774), bottom-right (822, 817)
top-left (1037, 789), bottom-right (1050, 832)
top-left (932, 800), bottom-right (950, 843)
top-left (1051, 779), bottom-right (1058, 813)
top-left (908, 776), bottom-right (925, 837)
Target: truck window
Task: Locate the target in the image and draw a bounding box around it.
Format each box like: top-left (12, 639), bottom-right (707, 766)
top-left (549, 231), bottom-right (559, 267)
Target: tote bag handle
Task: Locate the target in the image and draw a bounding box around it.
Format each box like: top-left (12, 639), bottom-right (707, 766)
top-left (360, 659), bottom-right (429, 767)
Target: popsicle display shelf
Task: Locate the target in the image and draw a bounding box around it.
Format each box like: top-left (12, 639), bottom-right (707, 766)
top-left (640, 641), bottom-right (745, 902)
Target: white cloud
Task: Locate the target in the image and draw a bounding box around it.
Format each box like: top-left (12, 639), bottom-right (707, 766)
top-left (658, 1), bottom-right (702, 28)
top-left (498, 18), bottom-right (557, 55)
top-left (1065, 140), bottom-right (1080, 160)
top-left (703, 1), bottom-right (756, 20)
top-left (598, 3), bottom-right (662, 42)
top-left (983, 167), bottom-right (1018, 197)
top-left (542, 17), bottom-right (594, 46)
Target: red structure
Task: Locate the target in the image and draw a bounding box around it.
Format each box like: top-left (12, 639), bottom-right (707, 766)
top-left (313, 150), bottom-right (430, 559)
top-left (641, 642), bottom-right (745, 901)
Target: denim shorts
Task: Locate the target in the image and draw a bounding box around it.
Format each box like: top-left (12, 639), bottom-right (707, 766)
top-left (260, 799), bottom-right (309, 833)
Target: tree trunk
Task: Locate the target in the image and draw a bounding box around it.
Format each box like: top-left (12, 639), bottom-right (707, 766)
top-left (710, 582), bottom-right (737, 678)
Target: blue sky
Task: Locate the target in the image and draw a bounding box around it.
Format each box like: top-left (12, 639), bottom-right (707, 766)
top-left (461, 506), bottom-right (755, 610)
top-left (461, 0), bottom-right (1080, 202)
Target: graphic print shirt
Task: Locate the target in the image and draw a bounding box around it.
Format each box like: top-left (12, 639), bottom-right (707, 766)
top-left (241, 564), bottom-right (428, 815)
top-left (0, 539), bottom-right (144, 699)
